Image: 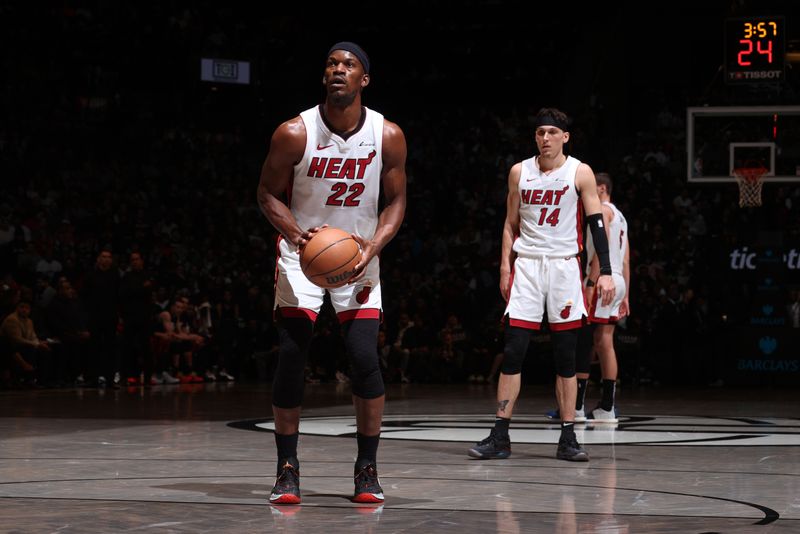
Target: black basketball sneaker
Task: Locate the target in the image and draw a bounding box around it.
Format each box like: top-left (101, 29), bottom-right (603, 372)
top-left (556, 435), bottom-right (589, 462)
top-left (269, 457), bottom-right (301, 504)
top-left (353, 459), bottom-right (385, 503)
top-left (468, 430), bottom-right (512, 459)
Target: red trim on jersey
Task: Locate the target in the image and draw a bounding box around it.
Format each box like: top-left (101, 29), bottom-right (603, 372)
top-left (509, 318), bottom-right (541, 330)
top-left (337, 308), bottom-right (381, 323)
top-left (278, 307), bottom-right (318, 322)
top-left (576, 205), bottom-right (584, 253)
top-left (576, 256), bottom-right (589, 312)
top-left (550, 319), bottom-right (584, 331)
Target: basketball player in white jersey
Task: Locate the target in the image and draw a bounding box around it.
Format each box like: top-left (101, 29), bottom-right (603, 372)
top-left (580, 172), bottom-right (630, 423)
top-left (257, 42), bottom-right (407, 504)
top-left (547, 172), bottom-right (631, 423)
top-left (469, 108), bottom-right (615, 462)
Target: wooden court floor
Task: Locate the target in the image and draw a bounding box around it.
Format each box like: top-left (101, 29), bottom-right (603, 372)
top-left (1, 382), bottom-right (798, 533)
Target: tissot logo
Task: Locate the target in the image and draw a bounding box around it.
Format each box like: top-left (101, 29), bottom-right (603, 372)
top-left (228, 414), bottom-right (800, 446)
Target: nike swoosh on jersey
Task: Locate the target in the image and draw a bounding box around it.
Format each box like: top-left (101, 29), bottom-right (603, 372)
top-left (317, 143), bottom-right (334, 150)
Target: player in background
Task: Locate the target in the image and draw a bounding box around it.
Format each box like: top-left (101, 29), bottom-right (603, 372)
top-left (580, 172), bottom-right (629, 422)
top-left (469, 108), bottom-right (615, 462)
top-left (547, 172), bottom-right (630, 423)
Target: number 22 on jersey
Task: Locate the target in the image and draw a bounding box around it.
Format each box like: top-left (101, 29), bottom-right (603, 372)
top-left (326, 182), bottom-right (365, 206)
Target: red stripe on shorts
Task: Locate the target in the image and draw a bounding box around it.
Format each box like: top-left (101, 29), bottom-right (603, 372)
top-left (337, 308), bottom-right (381, 323)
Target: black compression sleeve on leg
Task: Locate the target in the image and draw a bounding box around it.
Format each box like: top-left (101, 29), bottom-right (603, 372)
top-left (501, 324), bottom-right (531, 375)
top-left (575, 323), bottom-right (595, 375)
top-left (272, 316), bottom-right (313, 409)
top-left (587, 213), bottom-right (612, 275)
top-left (551, 329), bottom-right (578, 378)
top-left (343, 318), bottom-right (384, 399)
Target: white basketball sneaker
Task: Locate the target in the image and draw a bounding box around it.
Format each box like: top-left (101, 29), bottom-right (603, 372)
top-left (588, 406), bottom-right (619, 424)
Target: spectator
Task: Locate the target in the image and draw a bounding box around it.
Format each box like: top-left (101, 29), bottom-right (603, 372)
top-left (82, 248), bottom-right (120, 387)
top-left (1, 300), bottom-right (50, 386)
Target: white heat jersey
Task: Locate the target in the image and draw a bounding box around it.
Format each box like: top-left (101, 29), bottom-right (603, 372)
top-left (586, 201), bottom-right (628, 276)
top-left (291, 105), bottom-right (384, 239)
top-left (513, 156), bottom-right (583, 258)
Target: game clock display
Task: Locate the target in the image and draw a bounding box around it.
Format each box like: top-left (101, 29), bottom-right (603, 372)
top-left (725, 16), bottom-right (785, 83)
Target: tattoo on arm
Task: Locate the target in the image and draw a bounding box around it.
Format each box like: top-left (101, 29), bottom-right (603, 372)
top-left (497, 400), bottom-right (509, 413)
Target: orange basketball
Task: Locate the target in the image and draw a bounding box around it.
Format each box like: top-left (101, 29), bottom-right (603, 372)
top-left (299, 227), bottom-right (362, 288)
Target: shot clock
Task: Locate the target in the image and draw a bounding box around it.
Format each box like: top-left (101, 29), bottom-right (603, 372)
top-left (725, 16), bottom-right (785, 84)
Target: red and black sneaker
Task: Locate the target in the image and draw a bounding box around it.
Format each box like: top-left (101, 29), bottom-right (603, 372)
top-left (353, 459), bottom-right (384, 503)
top-left (269, 457), bottom-right (301, 504)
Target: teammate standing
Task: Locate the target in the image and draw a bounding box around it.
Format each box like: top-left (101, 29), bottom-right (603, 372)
top-left (257, 42), bottom-right (407, 504)
top-left (468, 108), bottom-right (614, 462)
top-left (581, 172), bottom-right (630, 422)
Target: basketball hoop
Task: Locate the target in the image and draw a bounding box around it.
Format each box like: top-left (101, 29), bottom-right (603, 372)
top-left (734, 167), bottom-right (767, 207)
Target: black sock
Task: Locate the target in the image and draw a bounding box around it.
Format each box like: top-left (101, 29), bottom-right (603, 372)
top-left (275, 432), bottom-right (299, 460)
top-left (356, 433), bottom-right (380, 464)
top-left (560, 422), bottom-right (575, 439)
top-left (576, 378), bottom-right (588, 410)
top-left (601, 379), bottom-right (616, 411)
top-left (493, 417), bottom-right (511, 437)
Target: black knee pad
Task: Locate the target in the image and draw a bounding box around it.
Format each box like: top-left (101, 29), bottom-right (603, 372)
top-left (551, 329), bottom-right (578, 378)
top-left (272, 316), bottom-right (313, 409)
top-left (575, 323), bottom-right (596, 375)
top-left (501, 325), bottom-right (531, 375)
top-left (343, 318), bottom-right (384, 399)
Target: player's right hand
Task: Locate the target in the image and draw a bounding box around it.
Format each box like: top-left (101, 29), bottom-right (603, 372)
top-left (499, 269), bottom-right (511, 302)
top-left (596, 274), bottom-right (616, 307)
top-left (296, 224), bottom-right (329, 248)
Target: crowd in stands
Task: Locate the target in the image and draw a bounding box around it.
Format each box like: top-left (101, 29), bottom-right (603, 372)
top-left (2, 6), bottom-right (798, 389)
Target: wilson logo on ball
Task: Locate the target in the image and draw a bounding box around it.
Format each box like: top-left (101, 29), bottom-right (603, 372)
top-left (299, 227), bottom-right (362, 289)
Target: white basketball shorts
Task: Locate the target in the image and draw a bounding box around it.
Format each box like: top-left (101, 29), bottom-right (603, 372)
top-left (588, 273), bottom-right (626, 324)
top-left (505, 256), bottom-right (587, 331)
top-left (274, 237), bottom-right (382, 322)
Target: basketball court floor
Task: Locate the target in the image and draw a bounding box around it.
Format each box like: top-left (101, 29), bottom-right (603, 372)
top-left (1, 382), bottom-right (797, 533)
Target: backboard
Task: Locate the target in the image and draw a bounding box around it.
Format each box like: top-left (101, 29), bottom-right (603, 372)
top-left (687, 106), bottom-right (800, 183)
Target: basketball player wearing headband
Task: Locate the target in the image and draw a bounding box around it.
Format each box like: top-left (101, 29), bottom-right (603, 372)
top-left (257, 42), bottom-right (407, 504)
top-left (468, 108), bottom-right (615, 462)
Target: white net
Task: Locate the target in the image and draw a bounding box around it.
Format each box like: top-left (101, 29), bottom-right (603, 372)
top-left (734, 168), bottom-right (766, 207)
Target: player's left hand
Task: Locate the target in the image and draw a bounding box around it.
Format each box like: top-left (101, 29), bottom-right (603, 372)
top-left (596, 274), bottom-right (616, 307)
top-left (348, 233), bottom-right (376, 283)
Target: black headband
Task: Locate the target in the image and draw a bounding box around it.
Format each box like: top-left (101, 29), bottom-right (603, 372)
top-left (328, 41), bottom-right (370, 74)
top-left (533, 115), bottom-right (569, 131)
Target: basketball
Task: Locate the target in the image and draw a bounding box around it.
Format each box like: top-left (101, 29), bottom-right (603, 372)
top-left (299, 227), bottom-right (362, 288)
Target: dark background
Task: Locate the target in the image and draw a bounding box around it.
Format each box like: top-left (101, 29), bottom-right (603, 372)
top-left (0, 2), bottom-right (798, 388)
